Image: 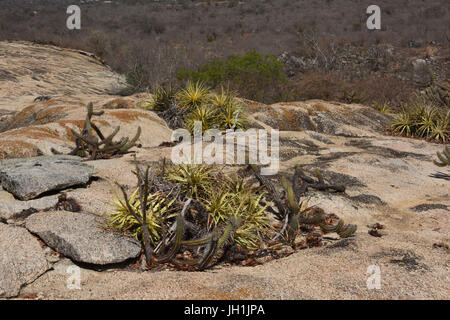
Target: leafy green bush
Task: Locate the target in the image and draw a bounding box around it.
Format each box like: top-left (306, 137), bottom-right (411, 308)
top-left (177, 50), bottom-right (287, 102)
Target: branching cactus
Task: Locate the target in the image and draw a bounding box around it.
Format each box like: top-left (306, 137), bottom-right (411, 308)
top-left (69, 102), bottom-right (141, 160)
top-left (249, 164), bottom-right (356, 244)
top-left (434, 146), bottom-right (450, 167)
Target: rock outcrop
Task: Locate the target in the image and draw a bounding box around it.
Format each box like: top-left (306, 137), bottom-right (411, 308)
top-left (0, 41), bottom-right (172, 160)
top-left (25, 211), bottom-right (142, 265)
top-left (0, 41), bottom-right (127, 113)
top-left (0, 223), bottom-right (49, 298)
top-left (0, 156), bottom-right (96, 200)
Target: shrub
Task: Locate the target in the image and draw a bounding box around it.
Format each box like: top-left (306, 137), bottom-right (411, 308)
top-left (177, 50), bottom-right (287, 102)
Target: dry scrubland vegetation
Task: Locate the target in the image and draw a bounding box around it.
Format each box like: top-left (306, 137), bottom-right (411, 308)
top-left (1, 0), bottom-right (449, 106)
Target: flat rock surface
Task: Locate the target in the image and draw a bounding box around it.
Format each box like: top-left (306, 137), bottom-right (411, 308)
top-left (0, 156), bottom-right (95, 200)
top-left (0, 192), bottom-right (58, 219)
top-left (25, 211), bottom-right (142, 265)
top-left (0, 223), bottom-right (49, 298)
top-left (0, 41), bottom-right (127, 113)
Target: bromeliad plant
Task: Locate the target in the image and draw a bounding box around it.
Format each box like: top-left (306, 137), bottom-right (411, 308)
top-left (184, 105), bottom-right (218, 134)
top-left (205, 176), bottom-right (270, 249)
top-left (105, 188), bottom-right (177, 244)
top-left (391, 101), bottom-right (449, 143)
top-left (177, 81), bottom-right (211, 109)
top-left (143, 85), bottom-right (176, 112)
top-left (143, 81), bottom-right (249, 133)
top-left (106, 160), bottom-right (358, 270)
top-left (166, 164), bottom-right (214, 198)
top-left (210, 88), bottom-right (248, 130)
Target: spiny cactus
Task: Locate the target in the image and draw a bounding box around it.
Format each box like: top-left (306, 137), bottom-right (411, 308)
top-left (249, 164), bottom-right (356, 243)
top-left (68, 102), bottom-right (141, 160)
top-left (115, 159), bottom-right (155, 266)
top-left (434, 146), bottom-right (450, 167)
top-left (319, 218), bottom-right (357, 238)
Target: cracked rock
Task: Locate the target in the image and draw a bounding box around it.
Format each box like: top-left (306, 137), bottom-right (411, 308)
top-left (0, 155), bottom-right (96, 200)
top-left (0, 223), bottom-right (49, 298)
top-left (25, 210), bottom-right (141, 265)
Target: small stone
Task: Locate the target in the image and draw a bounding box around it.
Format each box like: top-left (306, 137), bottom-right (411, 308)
top-left (323, 232), bottom-right (341, 240)
top-left (255, 255), bottom-right (273, 264)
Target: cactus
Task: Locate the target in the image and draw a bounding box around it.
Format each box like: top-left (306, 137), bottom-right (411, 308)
top-left (249, 164), bottom-right (356, 243)
top-left (197, 217), bottom-right (242, 270)
top-left (115, 160), bottom-right (154, 266)
top-left (156, 199), bottom-right (191, 263)
top-left (434, 146), bottom-right (450, 167)
top-left (68, 102), bottom-right (141, 160)
top-left (319, 219), bottom-right (357, 238)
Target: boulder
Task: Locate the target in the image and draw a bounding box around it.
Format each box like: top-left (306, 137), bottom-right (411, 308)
top-left (0, 223), bottom-right (49, 298)
top-left (0, 155), bottom-right (95, 200)
top-left (0, 192), bottom-right (59, 220)
top-left (25, 211), bottom-right (142, 265)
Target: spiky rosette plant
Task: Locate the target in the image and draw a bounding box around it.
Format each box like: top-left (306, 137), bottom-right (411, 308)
top-left (177, 81), bottom-right (210, 109)
top-left (430, 111), bottom-right (449, 143)
top-left (166, 164), bottom-right (214, 198)
top-left (105, 188), bottom-right (177, 244)
top-left (184, 105), bottom-right (218, 134)
top-left (211, 88), bottom-right (248, 130)
top-left (392, 109), bottom-right (414, 136)
top-left (143, 85), bottom-right (176, 111)
top-left (416, 107), bottom-right (438, 138)
top-left (205, 177), bottom-right (270, 249)
top-left (391, 102), bottom-right (448, 143)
